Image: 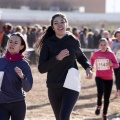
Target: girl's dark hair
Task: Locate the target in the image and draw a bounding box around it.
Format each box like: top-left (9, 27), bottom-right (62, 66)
top-left (10, 32), bottom-right (27, 53)
top-left (99, 38), bottom-right (112, 51)
top-left (99, 38), bottom-right (108, 44)
top-left (36, 13), bottom-right (68, 51)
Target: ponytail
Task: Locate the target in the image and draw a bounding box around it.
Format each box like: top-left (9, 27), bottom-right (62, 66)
top-left (42, 26), bottom-right (55, 46)
top-left (35, 26), bottom-right (55, 54)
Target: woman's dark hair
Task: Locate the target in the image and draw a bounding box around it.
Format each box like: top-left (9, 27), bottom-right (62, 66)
top-left (10, 32), bottom-right (27, 54)
top-left (36, 13), bottom-right (68, 51)
top-left (50, 13), bottom-right (68, 27)
top-left (114, 29), bottom-right (120, 37)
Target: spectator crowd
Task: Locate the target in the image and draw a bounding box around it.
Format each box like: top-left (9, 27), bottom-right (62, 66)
top-left (0, 22), bottom-right (118, 65)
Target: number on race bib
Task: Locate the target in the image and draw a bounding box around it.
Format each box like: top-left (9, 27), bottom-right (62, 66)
top-left (96, 59), bottom-right (110, 70)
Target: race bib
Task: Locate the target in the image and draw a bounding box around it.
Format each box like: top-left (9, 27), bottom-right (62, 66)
top-left (116, 49), bottom-right (120, 59)
top-left (96, 59), bottom-right (110, 70)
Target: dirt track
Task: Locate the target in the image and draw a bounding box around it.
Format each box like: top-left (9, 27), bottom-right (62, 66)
top-left (25, 66), bottom-right (120, 120)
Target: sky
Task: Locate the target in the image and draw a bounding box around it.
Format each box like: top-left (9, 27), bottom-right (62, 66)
top-left (106, 0), bottom-right (120, 13)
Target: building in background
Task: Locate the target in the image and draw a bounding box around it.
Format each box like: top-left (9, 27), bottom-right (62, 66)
top-left (0, 0), bottom-right (105, 13)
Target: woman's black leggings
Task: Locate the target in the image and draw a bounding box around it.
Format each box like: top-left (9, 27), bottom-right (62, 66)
top-left (48, 87), bottom-right (79, 120)
top-left (114, 66), bottom-right (120, 90)
top-left (0, 100), bottom-right (26, 120)
top-left (95, 77), bottom-right (113, 115)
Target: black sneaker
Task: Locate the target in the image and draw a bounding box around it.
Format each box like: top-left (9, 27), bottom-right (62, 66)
top-left (95, 106), bottom-right (101, 115)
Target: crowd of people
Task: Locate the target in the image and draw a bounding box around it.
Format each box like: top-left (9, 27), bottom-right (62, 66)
top-left (0, 12), bottom-right (120, 120)
top-left (0, 21), bottom-right (118, 63)
top-left (0, 23), bottom-right (46, 64)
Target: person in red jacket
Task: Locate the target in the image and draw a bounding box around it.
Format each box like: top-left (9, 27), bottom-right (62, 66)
top-left (91, 38), bottom-right (119, 120)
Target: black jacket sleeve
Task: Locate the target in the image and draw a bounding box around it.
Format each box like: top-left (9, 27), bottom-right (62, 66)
top-left (38, 44), bottom-right (60, 73)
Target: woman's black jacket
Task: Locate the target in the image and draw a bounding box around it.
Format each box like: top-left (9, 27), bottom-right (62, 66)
top-left (38, 34), bottom-right (91, 88)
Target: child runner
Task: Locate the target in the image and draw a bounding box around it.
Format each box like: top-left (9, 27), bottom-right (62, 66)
top-left (91, 38), bottom-right (119, 120)
top-left (0, 32), bottom-right (33, 120)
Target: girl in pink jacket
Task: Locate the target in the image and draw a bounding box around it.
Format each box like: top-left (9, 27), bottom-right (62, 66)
top-left (91, 38), bottom-right (119, 120)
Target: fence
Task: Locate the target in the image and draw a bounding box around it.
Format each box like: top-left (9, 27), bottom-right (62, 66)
top-left (81, 48), bottom-right (97, 59)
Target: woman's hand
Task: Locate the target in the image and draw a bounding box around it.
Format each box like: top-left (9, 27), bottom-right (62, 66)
top-left (56, 49), bottom-right (69, 61)
top-left (14, 67), bottom-right (24, 79)
top-left (85, 68), bottom-right (93, 79)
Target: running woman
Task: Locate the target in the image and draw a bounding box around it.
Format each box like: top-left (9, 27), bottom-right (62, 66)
top-left (37, 13), bottom-right (93, 120)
